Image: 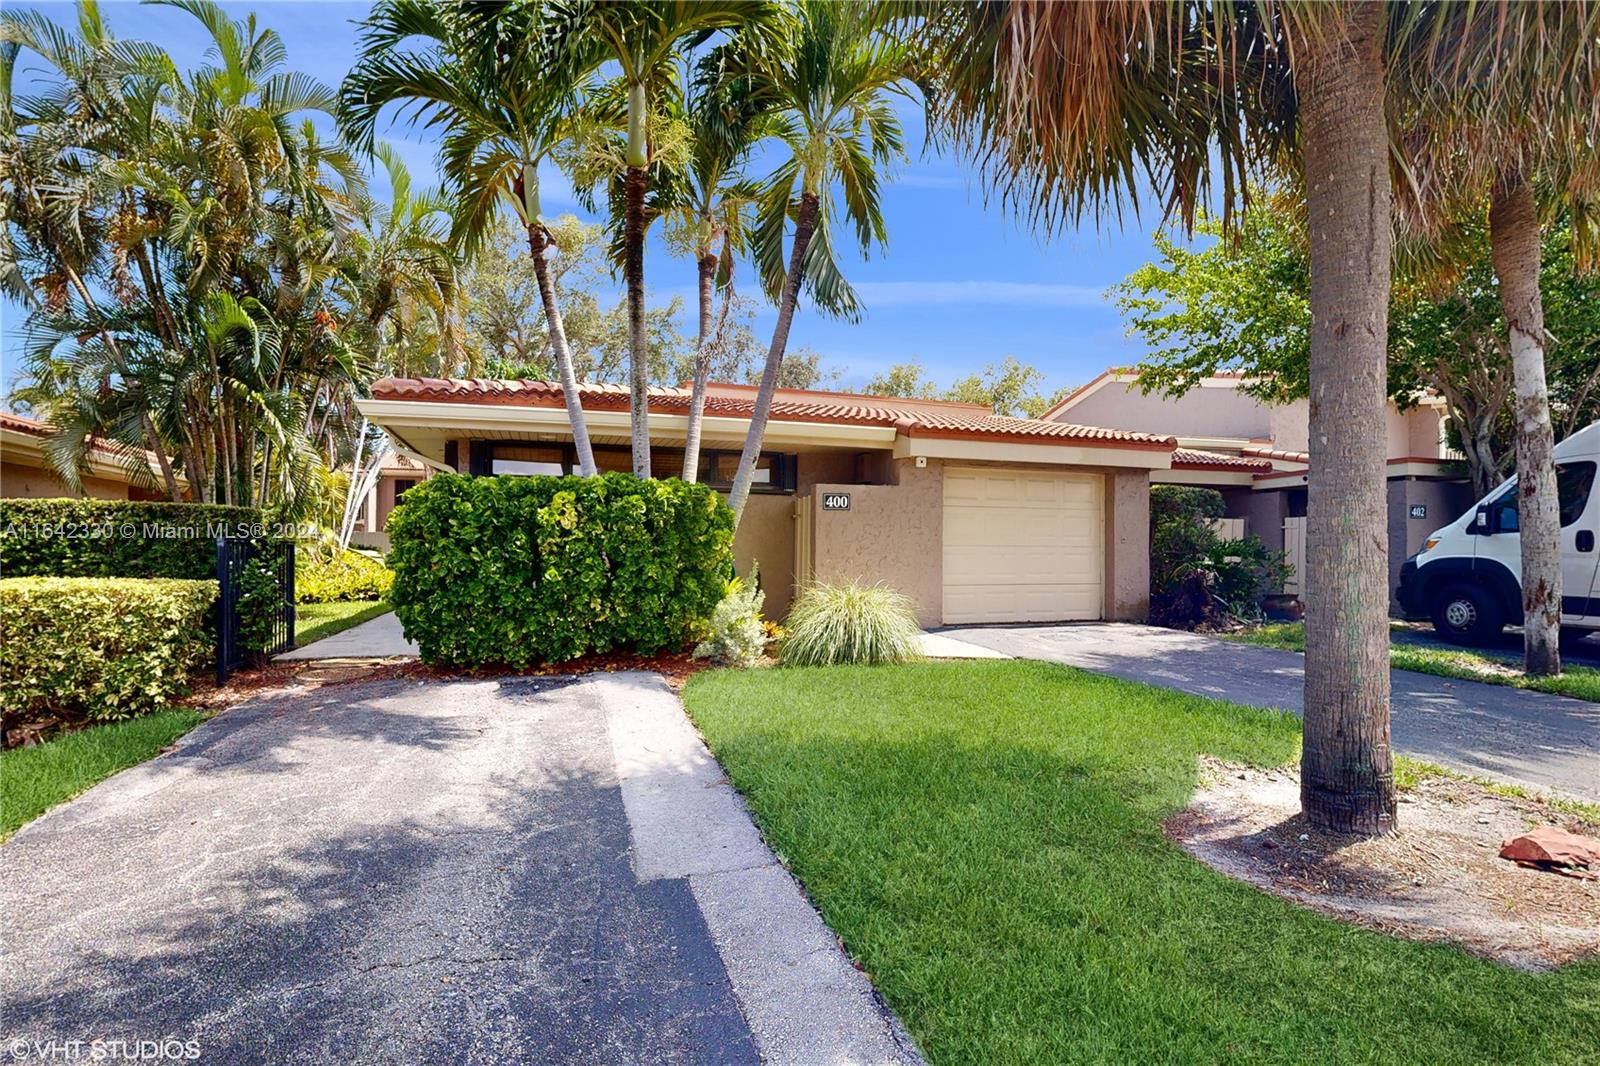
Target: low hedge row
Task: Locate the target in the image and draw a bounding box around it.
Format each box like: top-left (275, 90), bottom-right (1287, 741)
top-left (296, 548), bottom-right (393, 604)
top-left (0, 577), bottom-right (217, 723)
top-left (0, 498), bottom-right (283, 655)
top-left (387, 473), bottom-right (734, 666)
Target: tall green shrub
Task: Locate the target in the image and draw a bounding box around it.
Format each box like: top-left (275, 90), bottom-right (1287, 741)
top-left (0, 577), bottom-right (217, 722)
top-left (386, 473), bottom-right (734, 666)
top-left (1149, 486), bottom-right (1289, 624)
top-left (0, 499), bottom-right (284, 655)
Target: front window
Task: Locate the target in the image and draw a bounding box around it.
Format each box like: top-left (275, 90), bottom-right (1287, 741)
top-left (489, 444), bottom-right (565, 477)
top-left (468, 441), bottom-right (797, 493)
top-left (1488, 461), bottom-right (1597, 531)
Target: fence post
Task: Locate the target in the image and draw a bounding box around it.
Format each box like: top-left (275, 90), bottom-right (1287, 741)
top-left (215, 536), bottom-right (229, 687)
top-left (285, 542), bottom-right (296, 648)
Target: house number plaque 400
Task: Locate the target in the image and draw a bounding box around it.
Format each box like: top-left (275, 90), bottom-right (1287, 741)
top-left (822, 493), bottom-right (851, 511)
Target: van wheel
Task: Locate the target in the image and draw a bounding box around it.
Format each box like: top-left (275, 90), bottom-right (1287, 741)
top-left (1431, 582), bottom-right (1503, 645)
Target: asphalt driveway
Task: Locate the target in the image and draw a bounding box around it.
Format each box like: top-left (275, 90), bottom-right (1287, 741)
top-left (0, 673), bottom-right (918, 1065)
top-left (943, 624), bottom-right (1600, 803)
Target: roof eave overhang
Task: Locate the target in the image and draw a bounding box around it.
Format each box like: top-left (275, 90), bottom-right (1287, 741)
top-left (893, 432), bottom-right (1174, 470)
top-left (0, 426), bottom-right (185, 488)
top-left (355, 398), bottom-right (899, 451)
top-left (1156, 468), bottom-right (1257, 486)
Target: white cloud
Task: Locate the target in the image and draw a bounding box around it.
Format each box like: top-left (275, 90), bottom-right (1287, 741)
top-left (851, 280), bottom-right (1109, 309)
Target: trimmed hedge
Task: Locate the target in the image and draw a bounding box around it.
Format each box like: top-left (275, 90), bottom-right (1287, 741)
top-left (0, 577), bottom-right (217, 722)
top-left (0, 498), bottom-right (283, 655)
top-left (387, 473), bottom-right (735, 666)
top-left (296, 548), bottom-right (394, 604)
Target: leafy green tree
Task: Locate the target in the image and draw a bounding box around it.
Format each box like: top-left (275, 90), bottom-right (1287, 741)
top-left (1112, 202), bottom-right (1600, 497)
top-left (862, 356), bottom-right (1068, 417)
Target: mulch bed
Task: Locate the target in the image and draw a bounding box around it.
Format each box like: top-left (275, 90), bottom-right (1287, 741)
top-left (186, 648), bottom-right (718, 705)
top-left (1166, 757), bottom-right (1600, 970)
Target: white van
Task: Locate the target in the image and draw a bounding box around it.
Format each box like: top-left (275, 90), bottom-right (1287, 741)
top-left (1396, 421), bottom-right (1599, 644)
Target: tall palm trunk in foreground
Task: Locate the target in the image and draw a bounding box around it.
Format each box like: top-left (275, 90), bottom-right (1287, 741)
top-left (1488, 169), bottom-right (1563, 677)
top-left (681, 247), bottom-right (720, 484)
top-left (624, 84), bottom-right (652, 477)
top-left (1298, 1), bottom-right (1396, 836)
top-left (727, 193), bottom-right (819, 520)
top-left (520, 171), bottom-right (597, 478)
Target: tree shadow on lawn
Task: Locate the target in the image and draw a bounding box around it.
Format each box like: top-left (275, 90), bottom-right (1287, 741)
top-left (685, 660), bottom-right (1600, 1066)
top-left (1, 675), bottom-right (757, 1066)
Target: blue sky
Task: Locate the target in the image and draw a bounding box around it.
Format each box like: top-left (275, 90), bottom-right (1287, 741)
top-left (1, 0), bottom-right (1170, 399)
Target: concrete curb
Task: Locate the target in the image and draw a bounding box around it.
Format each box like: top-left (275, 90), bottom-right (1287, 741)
top-left (603, 672), bottom-right (925, 1066)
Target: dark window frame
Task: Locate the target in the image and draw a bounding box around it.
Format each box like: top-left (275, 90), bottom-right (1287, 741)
top-left (466, 440), bottom-right (798, 494)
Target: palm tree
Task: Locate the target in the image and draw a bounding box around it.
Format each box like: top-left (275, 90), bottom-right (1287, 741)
top-left (340, 0), bottom-right (601, 476)
top-left (920, 0), bottom-right (1598, 834)
top-left (725, 0), bottom-right (910, 519)
top-left (1398, 4), bottom-right (1600, 677)
top-left (918, 0), bottom-right (1410, 834)
top-left (551, 0), bottom-right (778, 479)
top-left (665, 47), bottom-right (768, 483)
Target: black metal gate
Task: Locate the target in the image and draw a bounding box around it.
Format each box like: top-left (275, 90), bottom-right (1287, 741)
top-left (216, 537), bottom-right (295, 684)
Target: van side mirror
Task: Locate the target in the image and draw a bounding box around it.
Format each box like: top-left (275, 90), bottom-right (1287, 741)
top-left (1471, 505), bottom-right (1493, 535)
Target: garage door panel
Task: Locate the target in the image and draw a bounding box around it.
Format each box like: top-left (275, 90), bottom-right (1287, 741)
top-left (941, 467), bottom-right (1104, 624)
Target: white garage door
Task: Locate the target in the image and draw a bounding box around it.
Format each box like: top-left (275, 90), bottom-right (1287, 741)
top-left (942, 467), bottom-right (1104, 624)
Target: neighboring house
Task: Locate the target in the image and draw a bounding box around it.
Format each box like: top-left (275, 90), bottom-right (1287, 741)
top-left (1042, 370), bottom-right (1475, 611)
top-left (0, 412), bottom-right (176, 501)
top-left (357, 378), bottom-right (1195, 625)
top-left (349, 453), bottom-right (433, 550)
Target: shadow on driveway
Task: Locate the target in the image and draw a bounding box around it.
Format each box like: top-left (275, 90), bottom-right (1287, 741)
top-left (1, 676), bottom-right (757, 1066)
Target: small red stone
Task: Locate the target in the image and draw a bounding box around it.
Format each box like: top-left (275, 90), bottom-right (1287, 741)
top-left (1499, 825), bottom-right (1600, 869)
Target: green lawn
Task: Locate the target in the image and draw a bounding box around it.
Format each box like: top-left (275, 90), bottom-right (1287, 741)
top-left (684, 661), bottom-right (1599, 1066)
top-left (1, 709), bottom-right (205, 840)
top-left (294, 599), bottom-right (389, 646)
top-left (1222, 623), bottom-right (1600, 703)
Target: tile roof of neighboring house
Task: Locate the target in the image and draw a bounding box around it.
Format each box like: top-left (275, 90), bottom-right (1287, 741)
top-left (369, 378), bottom-right (1179, 450)
top-left (1240, 443), bottom-right (1310, 464)
top-left (1170, 447), bottom-right (1275, 473)
top-left (0, 411), bottom-right (179, 474)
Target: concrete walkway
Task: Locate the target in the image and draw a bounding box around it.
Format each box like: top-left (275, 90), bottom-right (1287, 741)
top-left (1, 674), bottom-right (920, 1065)
top-left (942, 623), bottom-right (1600, 803)
top-left (276, 611), bottom-right (418, 660)
top-left (279, 612), bottom-right (1008, 665)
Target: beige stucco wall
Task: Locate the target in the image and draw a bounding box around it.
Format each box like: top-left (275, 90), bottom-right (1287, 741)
top-left (1103, 469), bottom-right (1150, 621)
top-left (733, 493), bottom-right (797, 618)
top-left (805, 457), bottom-right (944, 627)
top-left (1, 460), bottom-right (132, 501)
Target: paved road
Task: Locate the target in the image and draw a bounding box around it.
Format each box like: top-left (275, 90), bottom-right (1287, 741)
top-left (1, 674), bottom-right (919, 1065)
top-left (943, 624), bottom-right (1600, 803)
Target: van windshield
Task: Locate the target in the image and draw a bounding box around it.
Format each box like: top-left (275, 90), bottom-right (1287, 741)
top-left (1489, 461), bottom-right (1597, 531)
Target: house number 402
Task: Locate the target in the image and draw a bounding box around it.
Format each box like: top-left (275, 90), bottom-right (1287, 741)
top-left (822, 493), bottom-right (851, 511)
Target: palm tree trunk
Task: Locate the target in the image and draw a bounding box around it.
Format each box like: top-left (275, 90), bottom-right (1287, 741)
top-left (1488, 169), bottom-right (1563, 677)
top-left (625, 163), bottom-right (651, 478)
top-left (682, 249), bottom-right (719, 483)
top-left (728, 193), bottom-right (819, 522)
top-left (527, 222), bottom-right (599, 477)
top-left (1297, 0), bottom-right (1397, 837)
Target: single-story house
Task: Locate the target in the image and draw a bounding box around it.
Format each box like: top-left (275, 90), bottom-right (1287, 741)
top-left (0, 412), bottom-right (177, 501)
top-left (355, 378), bottom-right (1224, 626)
top-left (1041, 369), bottom-right (1476, 611)
top-left (349, 453), bottom-right (433, 551)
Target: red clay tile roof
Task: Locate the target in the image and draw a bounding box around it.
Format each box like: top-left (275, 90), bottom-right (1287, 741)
top-left (1, 411), bottom-right (176, 471)
top-left (369, 378), bottom-right (1178, 450)
top-left (1170, 447), bottom-right (1275, 473)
